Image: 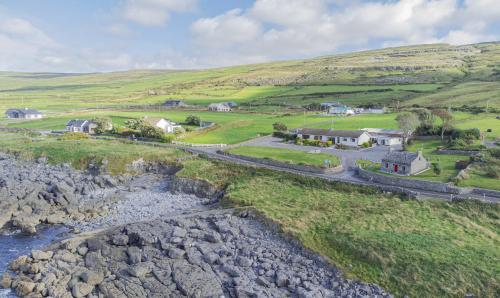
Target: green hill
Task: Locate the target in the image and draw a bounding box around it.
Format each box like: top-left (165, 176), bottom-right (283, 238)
top-left (1, 42), bottom-right (499, 112)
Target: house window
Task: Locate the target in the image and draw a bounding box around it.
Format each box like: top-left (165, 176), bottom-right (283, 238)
top-left (314, 135), bottom-right (321, 140)
top-left (402, 166), bottom-right (406, 172)
top-left (386, 163), bottom-right (389, 168)
top-left (351, 138), bottom-right (356, 142)
top-left (303, 135), bottom-right (310, 139)
top-left (343, 138), bottom-right (347, 142)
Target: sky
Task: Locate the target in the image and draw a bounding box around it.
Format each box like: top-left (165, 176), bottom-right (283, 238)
top-left (0, 0), bottom-right (499, 73)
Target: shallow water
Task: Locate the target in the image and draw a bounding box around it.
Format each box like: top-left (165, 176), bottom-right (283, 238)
top-left (0, 226), bottom-right (68, 297)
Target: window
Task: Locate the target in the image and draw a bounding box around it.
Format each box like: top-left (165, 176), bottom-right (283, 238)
top-left (351, 138), bottom-right (356, 142)
top-left (386, 163), bottom-right (389, 168)
top-left (314, 135), bottom-right (321, 140)
top-left (343, 138), bottom-right (347, 142)
top-left (402, 166), bottom-right (406, 172)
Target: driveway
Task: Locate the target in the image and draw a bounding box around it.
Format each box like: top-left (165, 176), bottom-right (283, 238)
top-left (235, 136), bottom-right (400, 169)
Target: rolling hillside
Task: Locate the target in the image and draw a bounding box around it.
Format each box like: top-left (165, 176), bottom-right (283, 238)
top-left (0, 42), bottom-right (499, 112)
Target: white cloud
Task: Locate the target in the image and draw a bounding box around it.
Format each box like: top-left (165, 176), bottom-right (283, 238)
top-left (188, 0), bottom-right (499, 67)
top-left (122, 0), bottom-right (198, 26)
top-left (106, 23), bottom-right (135, 37)
top-left (191, 9), bottom-right (261, 48)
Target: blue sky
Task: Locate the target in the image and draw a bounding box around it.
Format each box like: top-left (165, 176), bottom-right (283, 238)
top-left (0, 0), bottom-right (499, 72)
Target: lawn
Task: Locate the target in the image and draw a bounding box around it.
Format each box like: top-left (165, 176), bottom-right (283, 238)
top-left (177, 159), bottom-right (500, 297)
top-left (226, 146), bottom-right (341, 168)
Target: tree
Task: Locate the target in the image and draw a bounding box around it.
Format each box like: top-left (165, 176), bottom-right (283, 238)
top-left (91, 117), bottom-right (112, 135)
top-left (415, 108), bottom-right (435, 128)
top-left (124, 119), bottom-right (142, 130)
top-left (272, 122), bottom-right (288, 132)
top-left (396, 112), bottom-right (419, 150)
top-left (185, 115), bottom-right (201, 126)
top-left (432, 109), bottom-right (453, 141)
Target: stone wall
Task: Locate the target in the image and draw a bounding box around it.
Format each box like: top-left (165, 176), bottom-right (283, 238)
top-left (434, 149), bottom-right (480, 156)
top-left (356, 167), bottom-right (463, 194)
top-left (217, 151), bottom-right (343, 174)
top-left (472, 188), bottom-right (500, 199)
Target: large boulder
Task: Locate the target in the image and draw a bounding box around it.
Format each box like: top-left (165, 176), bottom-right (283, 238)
top-left (172, 261), bottom-right (224, 298)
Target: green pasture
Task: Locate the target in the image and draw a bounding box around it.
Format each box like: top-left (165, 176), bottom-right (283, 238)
top-left (226, 146), bottom-right (340, 168)
top-left (176, 159), bottom-right (500, 297)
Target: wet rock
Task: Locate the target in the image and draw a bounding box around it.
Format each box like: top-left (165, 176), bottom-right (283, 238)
top-left (15, 280), bottom-right (36, 296)
top-left (1, 272), bottom-right (12, 289)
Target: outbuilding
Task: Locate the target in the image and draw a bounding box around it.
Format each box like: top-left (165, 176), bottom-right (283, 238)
top-left (380, 150), bottom-right (429, 175)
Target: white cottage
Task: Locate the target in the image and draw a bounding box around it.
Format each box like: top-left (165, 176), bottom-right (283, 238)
top-left (296, 128), bottom-right (371, 147)
top-left (144, 117), bottom-right (181, 133)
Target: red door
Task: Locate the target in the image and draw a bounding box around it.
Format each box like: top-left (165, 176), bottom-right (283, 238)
top-left (394, 164), bottom-right (398, 172)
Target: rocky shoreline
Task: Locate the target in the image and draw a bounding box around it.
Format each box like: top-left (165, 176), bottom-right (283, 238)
top-left (0, 153), bottom-right (392, 297)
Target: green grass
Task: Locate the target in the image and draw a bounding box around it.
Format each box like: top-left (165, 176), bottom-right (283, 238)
top-left (1, 42), bottom-right (499, 112)
top-left (222, 167), bottom-right (500, 298)
top-left (226, 146), bottom-right (340, 168)
top-left (1, 130), bottom-right (498, 297)
top-left (0, 132), bottom-right (186, 174)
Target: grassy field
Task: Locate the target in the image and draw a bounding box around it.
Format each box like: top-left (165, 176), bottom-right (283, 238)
top-left (0, 129), bottom-right (498, 297)
top-left (226, 146), bottom-right (341, 168)
top-left (176, 159), bottom-right (500, 298)
top-left (0, 132), bottom-right (186, 174)
top-left (1, 42), bottom-right (499, 112)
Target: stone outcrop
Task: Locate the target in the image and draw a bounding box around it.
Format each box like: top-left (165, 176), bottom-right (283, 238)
top-left (5, 211), bottom-right (392, 297)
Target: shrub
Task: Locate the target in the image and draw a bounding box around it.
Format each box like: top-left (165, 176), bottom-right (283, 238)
top-left (91, 117), bottom-right (113, 134)
top-left (295, 137), bottom-right (302, 145)
top-left (161, 134), bottom-right (175, 143)
top-left (326, 141), bottom-right (333, 147)
top-left (432, 162), bottom-right (442, 175)
top-left (185, 115), bottom-right (201, 126)
top-left (58, 132), bottom-right (89, 141)
top-left (485, 165), bottom-right (500, 178)
top-left (361, 142), bottom-right (371, 148)
top-left (272, 122), bottom-right (288, 132)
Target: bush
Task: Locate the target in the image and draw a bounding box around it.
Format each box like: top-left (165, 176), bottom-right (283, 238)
top-left (295, 137), bottom-right (302, 145)
top-left (361, 142), bottom-right (371, 148)
top-left (91, 117), bottom-right (113, 134)
top-left (185, 115), bottom-right (201, 126)
top-left (160, 134), bottom-right (175, 143)
top-left (58, 132), bottom-right (89, 141)
top-left (432, 162), bottom-right (442, 175)
top-left (485, 165), bottom-right (500, 178)
top-left (272, 122), bottom-right (288, 132)
top-left (326, 141), bottom-right (333, 147)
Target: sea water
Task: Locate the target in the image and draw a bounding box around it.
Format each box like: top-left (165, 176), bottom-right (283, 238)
top-left (0, 226), bottom-right (67, 297)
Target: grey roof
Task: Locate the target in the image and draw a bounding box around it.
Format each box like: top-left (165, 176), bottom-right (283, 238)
top-left (6, 108), bottom-right (41, 115)
top-left (382, 151), bottom-right (419, 164)
top-left (164, 100), bottom-right (185, 106)
top-left (296, 128), bottom-right (367, 138)
top-left (67, 119), bottom-right (89, 127)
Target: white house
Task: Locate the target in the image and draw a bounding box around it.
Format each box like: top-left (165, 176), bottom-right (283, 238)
top-left (296, 128), bottom-right (371, 147)
top-left (363, 128), bottom-right (404, 146)
top-left (5, 108), bottom-right (43, 119)
top-left (208, 103), bottom-right (231, 112)
top-left (66, 120), bottom-right (98, 134)
top-left (144, 117), bottom-right (181, 133)
top-left (361, 107), bottom-right (386, 114)
top-left (328, 105), bottom-right (355, 116)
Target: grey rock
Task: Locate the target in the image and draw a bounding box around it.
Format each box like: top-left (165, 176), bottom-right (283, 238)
top-left (172, 261), bottom-right (224, 297)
